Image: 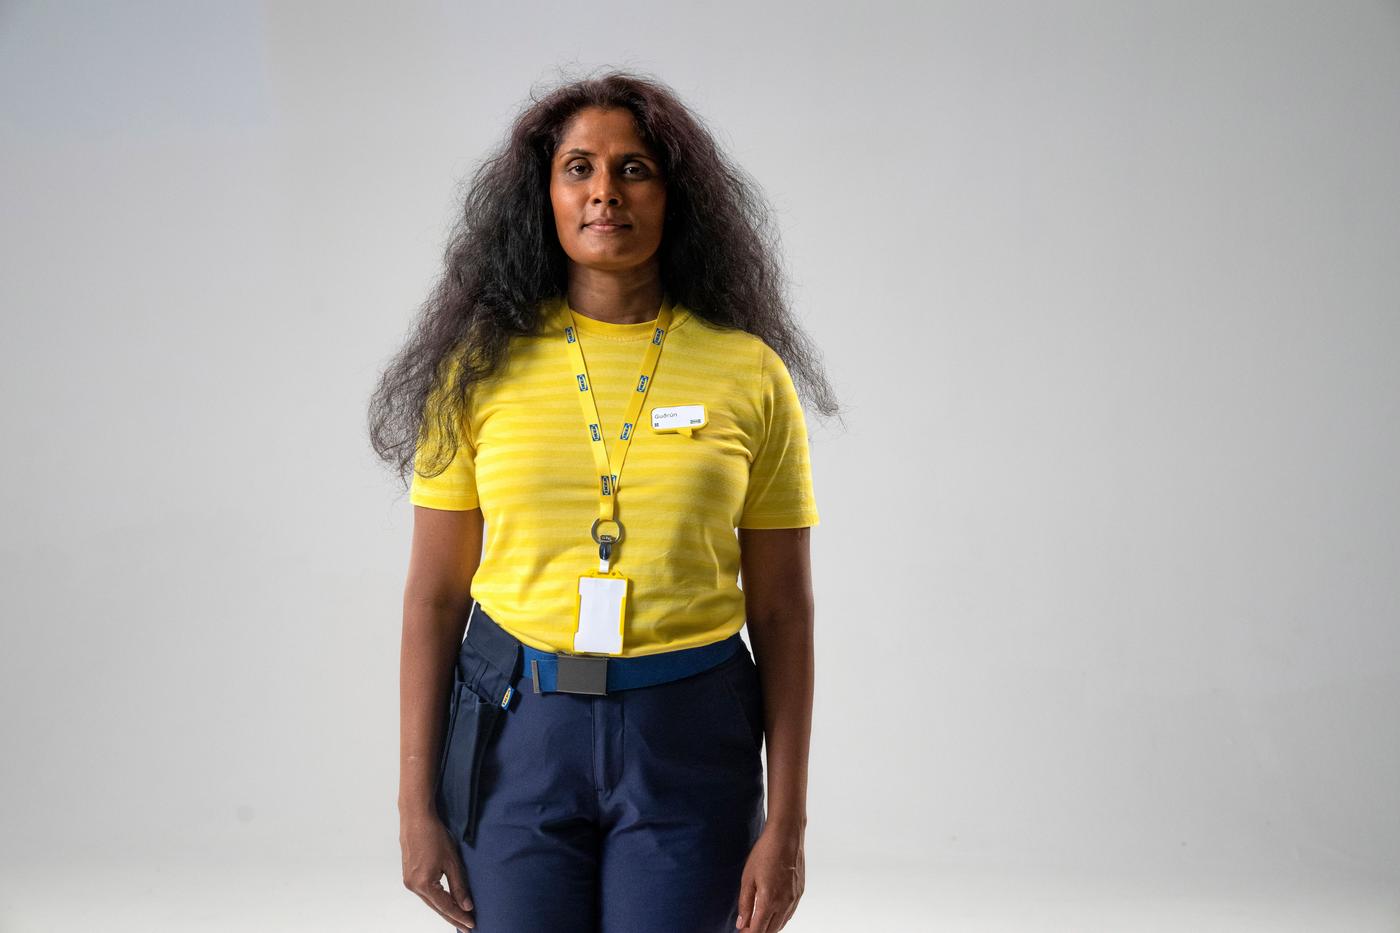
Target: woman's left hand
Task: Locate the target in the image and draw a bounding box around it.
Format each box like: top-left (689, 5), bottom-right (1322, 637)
top-left (736, 821), bottom-right (805, 931)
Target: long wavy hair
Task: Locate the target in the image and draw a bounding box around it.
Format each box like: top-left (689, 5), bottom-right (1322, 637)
top-left (368, 68), bottom-right (842, 488)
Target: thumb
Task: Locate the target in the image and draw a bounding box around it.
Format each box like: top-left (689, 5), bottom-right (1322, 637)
top-left (443, 855), bottom-right (474, 912)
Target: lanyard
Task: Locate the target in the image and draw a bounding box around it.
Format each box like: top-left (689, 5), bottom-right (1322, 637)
top-left (561, 297), bottom-right (676, 572)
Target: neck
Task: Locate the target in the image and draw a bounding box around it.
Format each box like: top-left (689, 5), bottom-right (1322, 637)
top-left (566, 265), bottom-right (665, 324)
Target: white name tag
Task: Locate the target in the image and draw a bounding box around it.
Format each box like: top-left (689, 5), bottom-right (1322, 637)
top-left (651, 404), bottom-right (707, 432)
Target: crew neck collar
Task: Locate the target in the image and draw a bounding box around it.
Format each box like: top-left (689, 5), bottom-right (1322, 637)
top-left (550, 293), bottom-right (691, 341)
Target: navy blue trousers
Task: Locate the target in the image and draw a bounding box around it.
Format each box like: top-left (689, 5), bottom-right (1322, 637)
top-left (435, 602), bottom-right (767, 933)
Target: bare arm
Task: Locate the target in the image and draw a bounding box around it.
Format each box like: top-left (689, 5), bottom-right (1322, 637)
top-left (736, 525), bottom-right (813, 931)
top-left (737, 525), bottom-right (814, 832)
top-left (399, 505), bottom-right (485, 818)
top-left (399, 505), bottom-right (485, 929)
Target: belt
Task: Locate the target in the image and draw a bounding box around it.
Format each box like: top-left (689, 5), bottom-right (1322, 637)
top-left (464, 600), bottom-right (741, 696)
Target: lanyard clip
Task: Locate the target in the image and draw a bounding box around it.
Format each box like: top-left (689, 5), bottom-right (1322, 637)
top-left (590, 518), bottom-right (624, 573)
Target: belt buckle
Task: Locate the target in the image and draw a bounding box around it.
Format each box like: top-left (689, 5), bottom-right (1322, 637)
top-left (554, 652), bottom-right (609, 695)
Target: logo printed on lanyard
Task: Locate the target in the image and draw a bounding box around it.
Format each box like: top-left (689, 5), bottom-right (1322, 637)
top-left (560, 296), bottom-right (676, 573)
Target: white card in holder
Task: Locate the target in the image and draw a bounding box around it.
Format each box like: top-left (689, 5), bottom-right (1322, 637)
top-left (573, 572), bottom-right (628, 654)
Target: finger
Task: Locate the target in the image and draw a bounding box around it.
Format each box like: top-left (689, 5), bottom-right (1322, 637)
top-left (415, 888), bottom-right (475, 931)
top-left (415, 882), bottom-right (476, 930)
top-left (769, 883), bottom-right (800, 931)
top-left (774, 897), bottom-right (798, 931)
top-left (443, 855), bottom-right (475, 912)
top-left (758, 892), bottom-right (792, 933)
top-left (747, 887), bottom-right (771, 933)
top-left (736, 876), bottom-right (757, 929)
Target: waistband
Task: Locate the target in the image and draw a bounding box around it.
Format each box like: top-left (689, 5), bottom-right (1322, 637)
top-left (462, 600), bottom-right (742, 696)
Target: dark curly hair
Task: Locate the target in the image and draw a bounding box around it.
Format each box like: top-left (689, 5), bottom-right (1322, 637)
top-left (368, 67), bottom-right (842, 489)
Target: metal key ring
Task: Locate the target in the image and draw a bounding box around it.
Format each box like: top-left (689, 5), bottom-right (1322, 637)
top-left (590, 517), bottom-right (624, 543)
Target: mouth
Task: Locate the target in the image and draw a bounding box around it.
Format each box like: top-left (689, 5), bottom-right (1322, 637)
top-left (584, 222), bottom-right (631, 233)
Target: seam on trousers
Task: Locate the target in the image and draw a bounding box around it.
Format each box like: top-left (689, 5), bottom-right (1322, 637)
top-left (591, 696), bottom-right (604, 795)
top-left (611, 701), bottom-right (625, 791)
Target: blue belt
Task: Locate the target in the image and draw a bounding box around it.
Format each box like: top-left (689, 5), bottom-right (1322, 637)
top-left (465, 600), bottom-right (741, 695)
top-left (523, 634), bottom-right (741, 694)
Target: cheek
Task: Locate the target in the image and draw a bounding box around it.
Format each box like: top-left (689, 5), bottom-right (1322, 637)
top-left (642, 189), bottom-right (667, 233)
top-left (550, 189), bottom-right (576, 243)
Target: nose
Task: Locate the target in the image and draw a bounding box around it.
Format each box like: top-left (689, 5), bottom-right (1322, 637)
top-left (590, 168), bottom-right (622, 205)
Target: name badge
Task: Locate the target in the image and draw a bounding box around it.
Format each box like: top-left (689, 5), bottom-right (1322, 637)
top-left (651, 404), bottom-right (706, 434)
top-left (574, 572), bottom-right (628, 655)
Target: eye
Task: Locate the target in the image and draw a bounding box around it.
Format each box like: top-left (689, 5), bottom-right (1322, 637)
top-left (561, 160), bottom-right (652, 178)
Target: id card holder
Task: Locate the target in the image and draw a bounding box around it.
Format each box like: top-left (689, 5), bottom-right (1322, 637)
top-left (573, 571), bottom-right (629, 655)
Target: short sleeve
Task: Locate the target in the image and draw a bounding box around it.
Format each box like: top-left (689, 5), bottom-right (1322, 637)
top-left (737, 343), bottom-right (820, 529)
top-left (409, 362), bottom-right (480, 511)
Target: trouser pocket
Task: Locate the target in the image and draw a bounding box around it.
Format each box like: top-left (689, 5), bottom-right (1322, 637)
top-left (714, 647), bottom-right (765, 753)
top-left (434, 679), bottom-right (505, 847)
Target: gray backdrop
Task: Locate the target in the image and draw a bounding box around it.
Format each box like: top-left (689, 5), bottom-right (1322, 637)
top-left (2, 1), bottom-right (1398, 930)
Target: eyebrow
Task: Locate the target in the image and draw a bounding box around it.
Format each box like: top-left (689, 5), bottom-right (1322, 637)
top-left (559, 148), bottom-right (656, 161)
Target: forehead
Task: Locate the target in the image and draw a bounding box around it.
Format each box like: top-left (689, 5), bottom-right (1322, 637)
top-left (556, 107), bottom-right (655, 157)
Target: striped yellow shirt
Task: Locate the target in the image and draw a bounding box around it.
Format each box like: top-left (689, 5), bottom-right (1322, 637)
top-left (410, 294), bottom-right (819, 657)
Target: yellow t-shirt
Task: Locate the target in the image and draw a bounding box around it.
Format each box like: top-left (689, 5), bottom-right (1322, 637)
top-left (409, 294), bottom-right (819, 657)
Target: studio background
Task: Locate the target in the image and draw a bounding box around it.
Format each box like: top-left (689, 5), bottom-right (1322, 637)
top-left (2, 1), bottom-right (1397, 930)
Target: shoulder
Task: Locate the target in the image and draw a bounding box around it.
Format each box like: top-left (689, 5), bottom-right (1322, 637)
top-left (677, 312), bottom-right (773, 363)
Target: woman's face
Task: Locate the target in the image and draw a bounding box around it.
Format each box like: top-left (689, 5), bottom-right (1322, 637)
top-left (549, 106), bottom-right (667, 274)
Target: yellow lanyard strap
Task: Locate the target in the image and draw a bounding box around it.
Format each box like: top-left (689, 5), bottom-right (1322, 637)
top-left (562, 300), bottom-right (676, 569)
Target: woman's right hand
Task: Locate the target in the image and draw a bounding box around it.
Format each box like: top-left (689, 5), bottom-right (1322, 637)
top-left (401, 810), bottom-right (476, 931)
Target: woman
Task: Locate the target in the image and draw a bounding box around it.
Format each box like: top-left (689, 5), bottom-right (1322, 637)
top-left (369, 70), bottom-right (839, 933)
